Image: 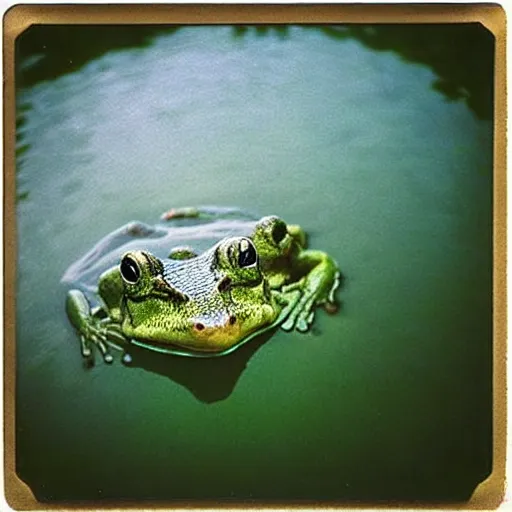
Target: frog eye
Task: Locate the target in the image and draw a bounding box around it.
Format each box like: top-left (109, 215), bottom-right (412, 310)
top-left (120, 255), bottom-right (140, 284)
top-left (238, 239), bottom-right (257, 268)
top-left (271, 219), bottom-right (288, 245)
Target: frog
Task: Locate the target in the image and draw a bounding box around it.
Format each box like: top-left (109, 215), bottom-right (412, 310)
top-left (63, 206), bottom-right (341, 365)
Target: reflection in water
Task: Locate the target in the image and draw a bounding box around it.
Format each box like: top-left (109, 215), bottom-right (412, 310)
top-left (232, 24), bottom-right (493, 120)
top-left (14, 23), bottom-right (493, 201)
top-left (15, 25), bottom-right (178, 88)
top-left (316, 24), bottom-right (494, 120)
top-left (123, 330), bottom-right (275, 403)
top-left (15, 102), bottom-right (32, 201)
top-left (16, 24), bottom-right (494, 120)
top-left (15, 25), bottom-right (178, 202)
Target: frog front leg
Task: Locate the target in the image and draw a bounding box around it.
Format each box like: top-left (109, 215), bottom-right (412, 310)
top-left (66, 268), bottom-right (131, 365)
top-left (280, 250), bottom-right (341, 332)
top-left (66, 290), bottom-right (119, 365)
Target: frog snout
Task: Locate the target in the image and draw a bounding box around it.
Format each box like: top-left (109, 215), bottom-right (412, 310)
top-left (190, 312), bottom-right (242, 347)
top-left (192, 312), bottom-right (237, 332)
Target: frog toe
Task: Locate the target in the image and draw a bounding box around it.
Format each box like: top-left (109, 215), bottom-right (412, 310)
top-left (79, 335), bottom-right (92, 359)
top-left (296, 304), bottom-right (316, 332)
top-left (78, 335), bottom-right (96, 367)
top-left (280, 291), bottom-right (320, 332)
top-left (328, 272), bottom-right (342, 301)
top-left (280, 315), bottom-right (295, 331)
top-left (93, 335), bottom-right (114, 364)
top-left (280, 309), bottom-right (311, 332)
top-left (295, 316), bottom-right (310, 332)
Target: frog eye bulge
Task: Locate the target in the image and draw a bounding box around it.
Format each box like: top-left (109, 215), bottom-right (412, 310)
top-left (238, 239), bottom-right (257, 268)
top-left (271, 219), bottom-right (288, 245)
top-left (120, 255), bottom-right (140, 284)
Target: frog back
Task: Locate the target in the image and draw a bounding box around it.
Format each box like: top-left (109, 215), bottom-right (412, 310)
top-left (61, 208), bottom-right (258, 292)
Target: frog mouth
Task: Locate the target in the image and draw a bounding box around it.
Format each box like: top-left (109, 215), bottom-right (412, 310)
top-left (130, 338), bottom-right (225, 357)
top-left (128, 293), bottom-right (299, 358)
top-left (129, 316), bottom-right (270, 358)
top-left (128, 312), bottom-right (244, 356)
top-left (129, 324), bottom-right (274, 358)
top-left (188, 313), bottom-right (245, 348)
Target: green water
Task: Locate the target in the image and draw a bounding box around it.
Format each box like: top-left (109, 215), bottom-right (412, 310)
top-left (15, 25), bottom-right (493, 503)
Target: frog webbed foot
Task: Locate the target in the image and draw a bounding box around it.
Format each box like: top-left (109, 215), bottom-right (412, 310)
top-left (66, 290), bottom-right (127, 366)
top-left (78, 326), bottom-right (114, 367)
top-left (279, 269), bottom-right (341, 332)
top-left (279, 282), bottom-right (317, 332)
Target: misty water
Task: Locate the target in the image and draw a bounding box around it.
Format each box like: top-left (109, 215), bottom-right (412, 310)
top-left (15, 25), bottom-right (493, 502)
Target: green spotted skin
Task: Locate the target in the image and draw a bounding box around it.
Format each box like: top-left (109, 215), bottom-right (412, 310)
top-left (117, 238), bottom-right (280, 352)
top-left (64, 208), bottom-right (341, 363)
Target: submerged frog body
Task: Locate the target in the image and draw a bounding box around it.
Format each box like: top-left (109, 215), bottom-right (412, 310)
top-left (63, 206), bottom-right (341, 364)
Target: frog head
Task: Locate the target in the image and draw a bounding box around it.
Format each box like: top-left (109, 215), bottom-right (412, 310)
top-left (118, 236), bottom-right (281, 354)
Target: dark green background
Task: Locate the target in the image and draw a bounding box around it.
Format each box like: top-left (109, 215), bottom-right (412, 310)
top-left (15, 24), bottom-right (493, 503)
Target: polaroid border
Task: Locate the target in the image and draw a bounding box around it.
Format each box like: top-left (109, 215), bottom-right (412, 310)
top-left (3, 3), bottom-right (506, 510)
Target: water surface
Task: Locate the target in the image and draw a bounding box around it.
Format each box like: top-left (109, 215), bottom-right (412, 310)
top-left (15, 25), bottom-right (493, 503)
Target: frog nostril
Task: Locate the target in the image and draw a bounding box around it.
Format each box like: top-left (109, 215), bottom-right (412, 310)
top-left (194, 322), bottom-right (205, 331)
top-left (218, 277), bottom-right (231, 292)
top-left (229, 315), bottom-right (236, 325)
